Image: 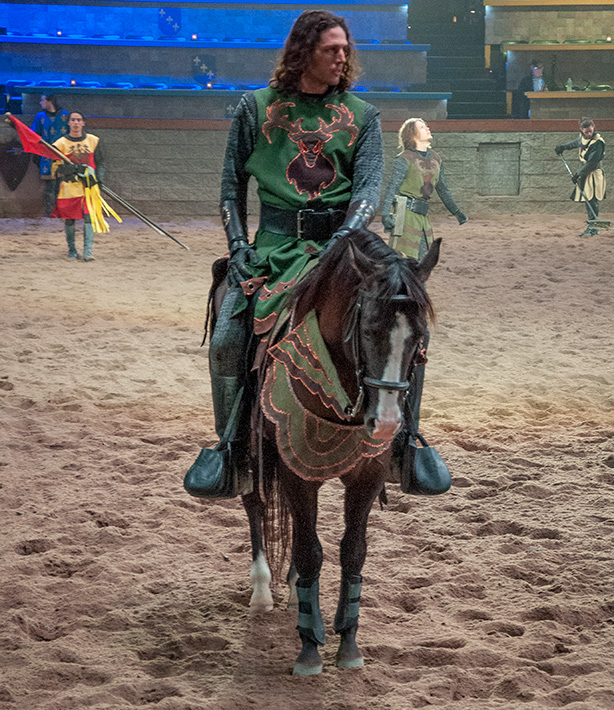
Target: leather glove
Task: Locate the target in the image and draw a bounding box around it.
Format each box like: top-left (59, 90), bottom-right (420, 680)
top-left (221, 200), bottom-right (258, 285)
top-left (455, 209), bottom-right (468, 225)
top-left (320, 199), bottom-right (376, 257)
top-left (382, 213), bottom-right (395, 232)
top-left (56, 162), bottom-right (79, 181)
top-left (571, 172), bottom-right (579, 184)
top-left (228, 237), bottom-right (258, 283)
top-left (319, 230), bottom-right (344, 257)
top-left (554, 145), bottom-right (564, 155)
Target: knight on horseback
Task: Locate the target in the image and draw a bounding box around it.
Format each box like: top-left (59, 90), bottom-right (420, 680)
top-left (185, 11), bottom-right (450, 676)
top-left (187, 10), bottom-right (383, 494)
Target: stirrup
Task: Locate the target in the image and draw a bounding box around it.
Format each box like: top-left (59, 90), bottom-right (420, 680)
top-left (184, 386), bottom-right (251, 498)
top-left (400, 433), bottom-right (451, 496)
top-left (183, 440), bottom-right (245, 498)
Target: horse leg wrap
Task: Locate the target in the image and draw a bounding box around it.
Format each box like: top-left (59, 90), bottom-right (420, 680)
top-left (334, 574), bottom-right (362, 634)
top-left (296, 577), bottom-right (326, 646)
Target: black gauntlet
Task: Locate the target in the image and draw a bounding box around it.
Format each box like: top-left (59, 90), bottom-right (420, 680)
top-left (320, 200), bottom-right (376, 255)
top-left (221, 200), bottom-right (258, 284)
top-left (56, 162), bottom-right (80, 181)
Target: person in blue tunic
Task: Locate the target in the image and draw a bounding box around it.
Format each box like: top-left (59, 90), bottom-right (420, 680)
top-left (31, 95), bottom-right (69, 216)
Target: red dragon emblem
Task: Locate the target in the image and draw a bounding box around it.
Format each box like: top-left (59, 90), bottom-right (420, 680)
top-left (262, 99), bottom-right (359, 200)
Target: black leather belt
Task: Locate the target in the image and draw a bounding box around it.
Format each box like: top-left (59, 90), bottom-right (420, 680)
top-left (259, 203), bottom-right (347, 241)
top-left (406, 197), bottom-right (429, 216)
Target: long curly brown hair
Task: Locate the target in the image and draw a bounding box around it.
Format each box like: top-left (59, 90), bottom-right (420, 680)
top-left (270, 10), bottom-right (359, 95)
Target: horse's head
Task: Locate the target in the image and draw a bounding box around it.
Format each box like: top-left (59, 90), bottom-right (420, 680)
top-left (291, 229), bottom-right (438, 441)
top-left (344, 233), bottom-right (439, 439)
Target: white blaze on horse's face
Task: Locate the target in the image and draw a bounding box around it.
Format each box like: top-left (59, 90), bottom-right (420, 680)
top-left (370, 311), bottom-right (411, 440)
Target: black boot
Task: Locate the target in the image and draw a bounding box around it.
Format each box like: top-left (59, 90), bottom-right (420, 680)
top-left (184, 286), bottom-right (253, 498)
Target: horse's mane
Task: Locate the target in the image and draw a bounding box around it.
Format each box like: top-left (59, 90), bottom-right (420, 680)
top-left (290, 228), bottom-right (434, 322)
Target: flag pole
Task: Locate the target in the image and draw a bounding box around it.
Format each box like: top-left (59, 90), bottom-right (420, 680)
top-left (5, 113), bottom-right (190, 250)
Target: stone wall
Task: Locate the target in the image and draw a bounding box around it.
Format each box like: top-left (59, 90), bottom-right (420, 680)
top-left (1, 121), bottom-right (610, 220)
top-left (485, 7), bottom-right (614, 45)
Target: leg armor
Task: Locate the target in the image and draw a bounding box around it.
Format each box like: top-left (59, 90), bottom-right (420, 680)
top-left (208, 286), bottom-right (252, 439)
top-left (83, 216), bottom-right (95, 260)
top-left (64, 220), bottom-right (77, 258)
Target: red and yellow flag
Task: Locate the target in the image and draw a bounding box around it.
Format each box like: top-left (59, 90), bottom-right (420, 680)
top-left (7, 114), bottom-right (62, 161)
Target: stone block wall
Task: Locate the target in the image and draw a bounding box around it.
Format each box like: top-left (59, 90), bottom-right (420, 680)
top-left (1, 122), bottom-right (610, 220)
top-left (486, 7), bottom-right (614, 45)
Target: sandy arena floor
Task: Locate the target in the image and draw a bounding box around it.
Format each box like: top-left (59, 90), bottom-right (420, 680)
top-left (1, 214), bottom-right (613, 709)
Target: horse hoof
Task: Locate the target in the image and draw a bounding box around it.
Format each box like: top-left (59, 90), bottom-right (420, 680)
top-left (336, 655), bottom-right (364, 670)
top-left (292, 661), bottom-right (323, 676)
top-left (249, 586), bottom-right (274, 613)
top-left (249, 599), bottom-right (274, 613)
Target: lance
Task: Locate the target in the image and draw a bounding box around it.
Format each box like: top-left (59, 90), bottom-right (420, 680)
top-left (5, 113), bottom-right (190, 250)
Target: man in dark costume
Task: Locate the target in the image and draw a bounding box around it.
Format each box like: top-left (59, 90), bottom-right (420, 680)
top-left (513, 59), bottom-right (546, 119)
top-left (555, 117), bottom-right (606, 237)
top-left (205, 9), bottom-right (383, 473)
top-left (31, 94), bottom-right (69, 216)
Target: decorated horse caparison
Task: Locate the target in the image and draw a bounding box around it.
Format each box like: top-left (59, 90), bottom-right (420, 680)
top-left (232, 228), bottom-right (441, 676)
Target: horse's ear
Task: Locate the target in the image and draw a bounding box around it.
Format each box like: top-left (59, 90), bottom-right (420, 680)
top-left (347, 240), bottom-right (377, 285)
top-left (416, 238), bottom-right (441, 282)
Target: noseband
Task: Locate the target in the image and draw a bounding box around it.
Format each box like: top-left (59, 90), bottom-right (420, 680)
top-left (343, 290), bottom-right (423, 418)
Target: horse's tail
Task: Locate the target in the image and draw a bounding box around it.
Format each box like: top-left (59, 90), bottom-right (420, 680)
top-left (255, 413), bottom-right (292, 584)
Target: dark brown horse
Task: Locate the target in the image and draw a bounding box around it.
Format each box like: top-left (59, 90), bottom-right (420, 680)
top-left (241, 228), bottom-right (440, 676)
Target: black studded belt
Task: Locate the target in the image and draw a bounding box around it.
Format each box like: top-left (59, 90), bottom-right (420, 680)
top-left (259, 203), bottom-right (347, 241)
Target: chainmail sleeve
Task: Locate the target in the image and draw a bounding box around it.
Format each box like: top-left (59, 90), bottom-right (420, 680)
top-left (348, 103), bottom-right (383, 211)
top-left (558, 137), bottom-right (582, 153)
top-left (93, 139), bottom-right (104, 185)
top-left (381, 157), bottom-right (408, 231)
top-left (331, 103), bottom-right (384, 235)
top-left (435, 164), bottom-right (461, 216)
top-left (220, 92), bottom-right (259, 237)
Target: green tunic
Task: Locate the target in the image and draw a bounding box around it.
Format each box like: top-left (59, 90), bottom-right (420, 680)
top-left (381, 147), bottom-right (462, 260)
top-left (394, 148), bottom-right (441, 260)
top-left (246, 88), bottom-right (367, 333)
top-left (221, 87), bottom-right (382, 334)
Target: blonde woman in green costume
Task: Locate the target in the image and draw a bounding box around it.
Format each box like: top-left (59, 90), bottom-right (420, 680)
top-left (383, 118), bottom-right (466, 470)
top-left (382, 118), bottom-right (467, 259)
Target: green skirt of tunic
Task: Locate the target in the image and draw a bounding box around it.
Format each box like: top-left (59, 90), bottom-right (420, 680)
top-left (240, 228), bottom-right (325, 335)
top-left (395, 210), bottom-right (434, 261)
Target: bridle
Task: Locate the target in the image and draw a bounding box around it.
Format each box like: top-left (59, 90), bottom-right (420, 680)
top-left (343, 289), bottom-right (425, 418)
